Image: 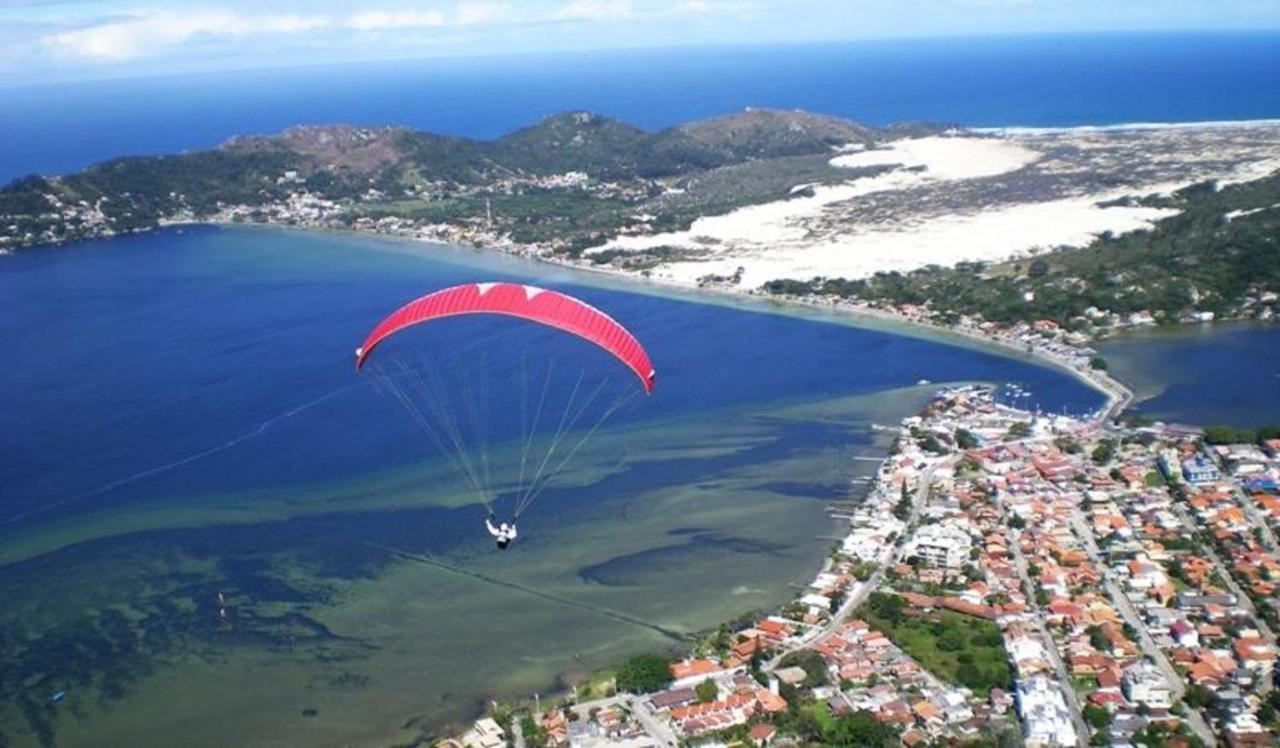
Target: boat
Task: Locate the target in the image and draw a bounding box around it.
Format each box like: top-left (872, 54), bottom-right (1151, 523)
top-left (51, 691), bottom-right (66, 703)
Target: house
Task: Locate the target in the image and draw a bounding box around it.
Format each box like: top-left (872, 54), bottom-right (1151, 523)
top-left (939, 690), bottom-right (974, 722)
top-left (1169, 619), bottom-right (1200, 648)
top-left (1233, 638), bottom-right (1277, 678)
top-left (540, 711), bottom-right (569, 747)
top-left (460, 718), bottom-right (506, 748)
top-left (1125, 559), bottom-right (1168, 591)
top-left (669, 693), bottom-right (757, 736)
top-left (911, 700), bottom-right (944, 731)
top-left (749, 723), bottom-right (777, 747)
top-left (670, 659), bottom-right (728, 688)
top-left (989, 688), bottom-right (1014, 714)
top-left (1182, 456), bottom-right (1221, 484)
top-left (754, 618), bottom-right (794, 645)
top-left (649, 688), bottom-right (699, 711)
top-left (1124, 662), bottom-right (1172, 709)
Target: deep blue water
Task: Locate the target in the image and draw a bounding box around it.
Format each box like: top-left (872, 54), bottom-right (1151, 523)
top-left (3, 32), bottom-right (1279, 182)
top-left (1099, 324), bottom-right (1280, 428)
top-left (0, 226), bottom-right (1102, 531)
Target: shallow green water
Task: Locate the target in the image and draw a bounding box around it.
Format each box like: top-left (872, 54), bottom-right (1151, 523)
top-left (0, 226), bottom-right (1103, 746)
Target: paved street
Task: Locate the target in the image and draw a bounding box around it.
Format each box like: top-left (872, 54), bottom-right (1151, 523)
top-left (1068, 511), bottom-right (1217, 745)
top-left (1003, 508), bottom-right (1091, 748)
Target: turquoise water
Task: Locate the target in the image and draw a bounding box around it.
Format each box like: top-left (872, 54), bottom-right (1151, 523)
top-left (0, 227), bottom-right (1103, 746)
top-left (1099, 323), bottom-right (1280, 428)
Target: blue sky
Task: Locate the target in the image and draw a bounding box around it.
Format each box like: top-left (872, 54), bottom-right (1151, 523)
top-left (4, 0), bottom-right (1279, 85)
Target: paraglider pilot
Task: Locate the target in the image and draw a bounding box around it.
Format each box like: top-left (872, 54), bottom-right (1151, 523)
top-left (486, 513), bottom-right (518, 550)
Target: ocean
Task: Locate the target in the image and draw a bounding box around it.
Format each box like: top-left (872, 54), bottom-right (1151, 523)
top-left (3, 32), bottom-right (1280, 182)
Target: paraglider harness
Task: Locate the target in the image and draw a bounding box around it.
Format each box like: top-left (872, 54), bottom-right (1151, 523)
top-left (486, 513), bottom-right (518, 550)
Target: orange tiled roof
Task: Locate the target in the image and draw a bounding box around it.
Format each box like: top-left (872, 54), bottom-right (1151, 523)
top-left (671, 659), bottom-right (722, 680)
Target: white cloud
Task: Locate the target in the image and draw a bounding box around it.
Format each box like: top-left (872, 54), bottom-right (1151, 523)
top-left (667, 0), bottom-right (758, 16)
top-left (455, 1), bottom-right (514, 25)
top-left (677, 0), bottom-right (713, 13)
top-left (29, 0), bottom-right (780, 68)
top-left (43, 10), bottom-right (330, 61)
top-left (344, 9), bottom-right (448, 31)
top-left (554, 0), bottom-right (634, 21)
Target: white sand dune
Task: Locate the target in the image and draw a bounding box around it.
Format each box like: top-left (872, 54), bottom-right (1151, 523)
top-left (651, 195), bottom-right (1176, 289)
top-left (594, 126), bottom-right (1280, 288)
top-left (828, 136), bottom-right (1041, 179)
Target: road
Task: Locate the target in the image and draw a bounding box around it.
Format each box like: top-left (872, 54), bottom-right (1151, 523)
top-left (1000, 494), bottom-right (1090, 748)
top-left (1166, 501), bottom-right (1277, 645)
top-left (1236, 485), bottom-right (1280, 562)
top-left (1068, 512), bottom-right (1217, 746)
top-left (568, 693), bottom-right (676, 747)
top-left (629, 696), bottom-right (679, 747)
top-left (766, 460), bottom-right (942, 670)
top-left (511, 715), bottom-right (526, 748)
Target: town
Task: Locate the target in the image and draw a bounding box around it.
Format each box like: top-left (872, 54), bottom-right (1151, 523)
top-left (440, 385), bottom-right (1280, 748)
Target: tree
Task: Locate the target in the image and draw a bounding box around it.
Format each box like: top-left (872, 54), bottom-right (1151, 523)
top-left (920, 433), bottom-right (948, 455)
top-left (1089, 356), bottom-right (1109, 371)
top-left (520, 715), bottom-right (549, 748)
top-left (824, 710), bottom-right (899, 747)
top-left (1084, 704), bottom-right (1113, 730)
top-left (1183, 683), bottom-right (1216, 709)
top-left (1087, 625), bottom-right (1109, 652)
top-left (1204, 425), bottom-right (1255, 445)
top-left (778, 650), bottom-right (829, 687)
top-left (868, 592), bottom-right (905, 624)
top-left (614, 654), bottom-right (673, 694)
top-left (956, 428), bottom-right (980, 450)
top-left (937, 627), bottom-right (967, 652)
top-left (695, 678), bottom-right (718, 703)
top-left (956, 662), bottom-right (982, 688)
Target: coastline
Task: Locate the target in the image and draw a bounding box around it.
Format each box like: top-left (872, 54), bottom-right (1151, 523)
top-left (545, 250), bottom-right (1133, 422)
top-left (208, 218), bottom-right (1134, 424)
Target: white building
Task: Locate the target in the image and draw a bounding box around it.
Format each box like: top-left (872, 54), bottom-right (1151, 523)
top-left (905, 523), bottom-right (972, 569)
top-left (461, 718), bottom-right (507, 748)
top-left (1016, 676), bottom-right (1078, 748)
top-left (1123, 661), bottom-right (1172, 709)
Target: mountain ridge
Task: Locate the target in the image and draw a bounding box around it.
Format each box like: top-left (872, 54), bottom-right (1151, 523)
top-left (0, 108), bottom-right (949, 250)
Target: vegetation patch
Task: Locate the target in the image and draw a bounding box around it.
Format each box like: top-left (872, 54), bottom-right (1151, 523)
top-left (862, 592), bottom-right (1011, 697)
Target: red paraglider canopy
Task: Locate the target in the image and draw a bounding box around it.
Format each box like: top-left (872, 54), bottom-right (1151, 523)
top-left (356, 282), bottom-right (656, 393)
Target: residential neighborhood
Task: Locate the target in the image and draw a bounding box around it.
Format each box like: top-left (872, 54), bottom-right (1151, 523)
top-left (441, 385), bottom-right (1280, 748)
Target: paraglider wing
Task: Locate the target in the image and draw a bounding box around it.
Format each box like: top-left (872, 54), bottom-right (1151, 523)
top-left (356, 282), bottom-right (655, 393)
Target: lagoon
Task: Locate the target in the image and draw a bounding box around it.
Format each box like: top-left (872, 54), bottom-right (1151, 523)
top-left (1098, 323), bottom-right (1280, 429)
top-left (0, 226), bottom-right (1102, 746)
